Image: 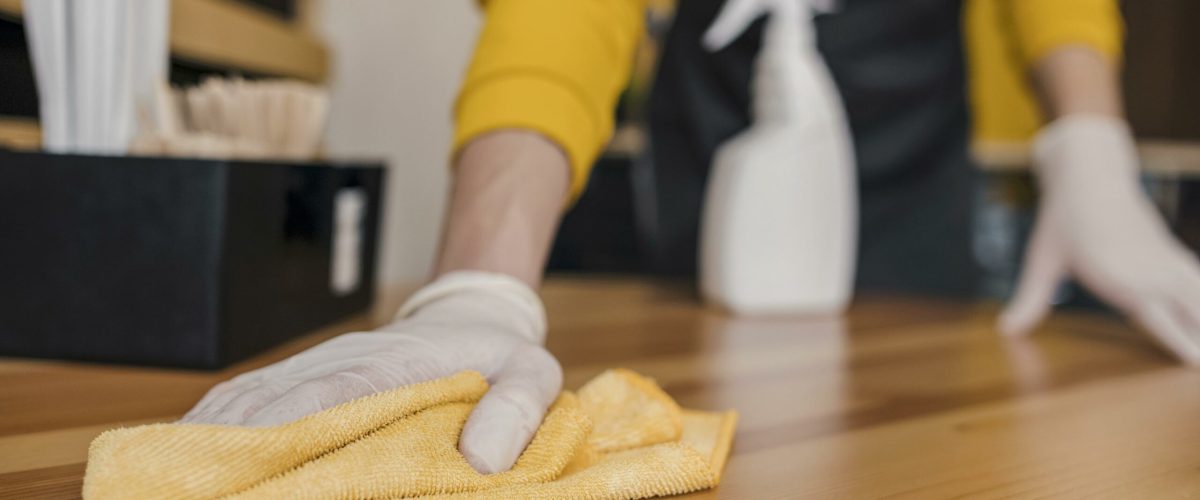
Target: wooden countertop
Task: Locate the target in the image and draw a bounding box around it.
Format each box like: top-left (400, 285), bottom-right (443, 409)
top-left (973, 139), bottom-right (1200, 178)
top-left (2, 278), bottom-right (1199, 498)
top-left (605, 125), bottom-right (1200, 178)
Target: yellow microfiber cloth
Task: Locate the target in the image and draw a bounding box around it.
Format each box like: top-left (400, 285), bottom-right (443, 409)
top-left (83, 369), bottom-right (737, 499)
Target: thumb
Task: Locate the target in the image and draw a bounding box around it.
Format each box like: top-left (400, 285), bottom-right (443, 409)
top-left (999, 220), bottom-right (1066, 336)
top-left (459, 350), bottom-right (562, 474)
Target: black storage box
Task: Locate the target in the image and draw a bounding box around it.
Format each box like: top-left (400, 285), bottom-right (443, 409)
top-left (0, 150), bottom-right (385, 368)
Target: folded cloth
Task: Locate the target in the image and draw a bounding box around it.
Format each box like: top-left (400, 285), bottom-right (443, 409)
top-left (83, 369), bottom-right (737, 499)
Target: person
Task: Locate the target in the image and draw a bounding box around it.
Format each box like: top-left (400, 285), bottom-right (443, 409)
top-left (183, 0), bottom-right (1200, 475)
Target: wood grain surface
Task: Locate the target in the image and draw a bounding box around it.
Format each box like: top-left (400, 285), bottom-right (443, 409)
top-left (1, 278), bottom-right (1198, 499)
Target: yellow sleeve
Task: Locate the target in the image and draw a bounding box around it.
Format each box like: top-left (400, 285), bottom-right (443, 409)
top-left (1007, 0), bottom-right (1123, 66)
top-left (965, 0), bottom-right (1124, 142)
top-left (454, 0), bottom-right (647, 202)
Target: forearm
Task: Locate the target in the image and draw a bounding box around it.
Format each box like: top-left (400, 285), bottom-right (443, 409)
top-left (1031, 44), bottom-right (1123, 120)
top-left (433, 130), bottom-right (571, 288)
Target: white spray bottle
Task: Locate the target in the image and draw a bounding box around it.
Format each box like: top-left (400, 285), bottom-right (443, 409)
top-left (698, 0), bottom-right (857, 315)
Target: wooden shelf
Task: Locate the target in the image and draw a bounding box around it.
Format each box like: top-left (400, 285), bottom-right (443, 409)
top-left (606, 128), bottom-right (1200, 178)
top-left (1139, 141), bottom-right (1200, 176)
top-left (0, 0), bottom-right (327, 82)
top-left (171, 0), bottom-right (327, 82)
top-left (974, 139), bottom-right (1200, 178)
top-left (0, 116), bottom-right (40, 151)
top-left (605, 124), bottom-right (646, 159)
top-left (0, 0), bottom-right (18, 21)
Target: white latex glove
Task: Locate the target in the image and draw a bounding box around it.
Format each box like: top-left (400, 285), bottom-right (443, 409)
top-left (698, 0), bottom-right (857, 313)
top-left (999, 115), bottom-right (1200, 365)
top-left (181, 271), bottom-right (563, 474)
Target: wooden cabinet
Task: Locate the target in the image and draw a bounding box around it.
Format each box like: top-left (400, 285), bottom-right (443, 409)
top-left (1123, 0), bottom-right (1200, 141)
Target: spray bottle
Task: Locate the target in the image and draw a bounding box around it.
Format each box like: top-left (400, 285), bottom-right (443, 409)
top-left (699, 0), bottom-right (857, 315)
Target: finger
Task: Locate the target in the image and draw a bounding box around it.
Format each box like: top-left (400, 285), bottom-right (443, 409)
top-left (1147, 252), bottom-right (1200, 364)
top-left (1170, 258), bottom-right (1200, 331)
top-left (242, 370), bottom-right (382, 427)
top-left (1135, 301), bottom-right (1200, 365)
top-left (1168, 273), bottom-right (1200, 364)
top-left (181, 370), bottom-right (267, 422)
top-left (257, 333), bottom-right (387, 381)
top-left (183, 369), bottom-right (315, 422)
top-left (1169, 300), bottom-right (1200, 365)
top-left (998, 224), bottom-right (1066, 336)
top-left (459, 350), bottom-right (562, 474)
top-left (703, 0), bottom-right (769, 51)
top-left (189, 382), bottom-right (290, 426)
top-left (181, 380), bottom-right (240, 421)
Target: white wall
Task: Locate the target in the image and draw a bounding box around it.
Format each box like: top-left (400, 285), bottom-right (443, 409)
top-left (315, 1), bottom-right (481, 296)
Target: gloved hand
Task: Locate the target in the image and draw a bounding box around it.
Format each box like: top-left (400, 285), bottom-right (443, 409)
top-left (999, 115), bottom-right (1200, 365)
top-left (181, 271), bottom-right (563, 473)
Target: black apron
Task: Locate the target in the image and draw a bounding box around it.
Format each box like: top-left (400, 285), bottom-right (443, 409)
top-left (642, 0), bottom-right (981, 296)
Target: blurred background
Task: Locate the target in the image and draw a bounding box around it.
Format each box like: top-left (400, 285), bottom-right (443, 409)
top-left (0, 0), bottom-right (1197, 311)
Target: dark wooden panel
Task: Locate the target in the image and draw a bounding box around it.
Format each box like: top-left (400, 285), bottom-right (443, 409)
top-left (1123, 0), bottom-right (1200, 140)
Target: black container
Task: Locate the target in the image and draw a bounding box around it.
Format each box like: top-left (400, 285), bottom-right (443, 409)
top-left (0, 150), bottom-right (385, 368)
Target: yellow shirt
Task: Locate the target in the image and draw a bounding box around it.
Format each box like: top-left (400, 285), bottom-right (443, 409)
top-left (455, 0), bottom-right (1123, 202)
top-left (965, 0), bottom-right (1124, 143)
